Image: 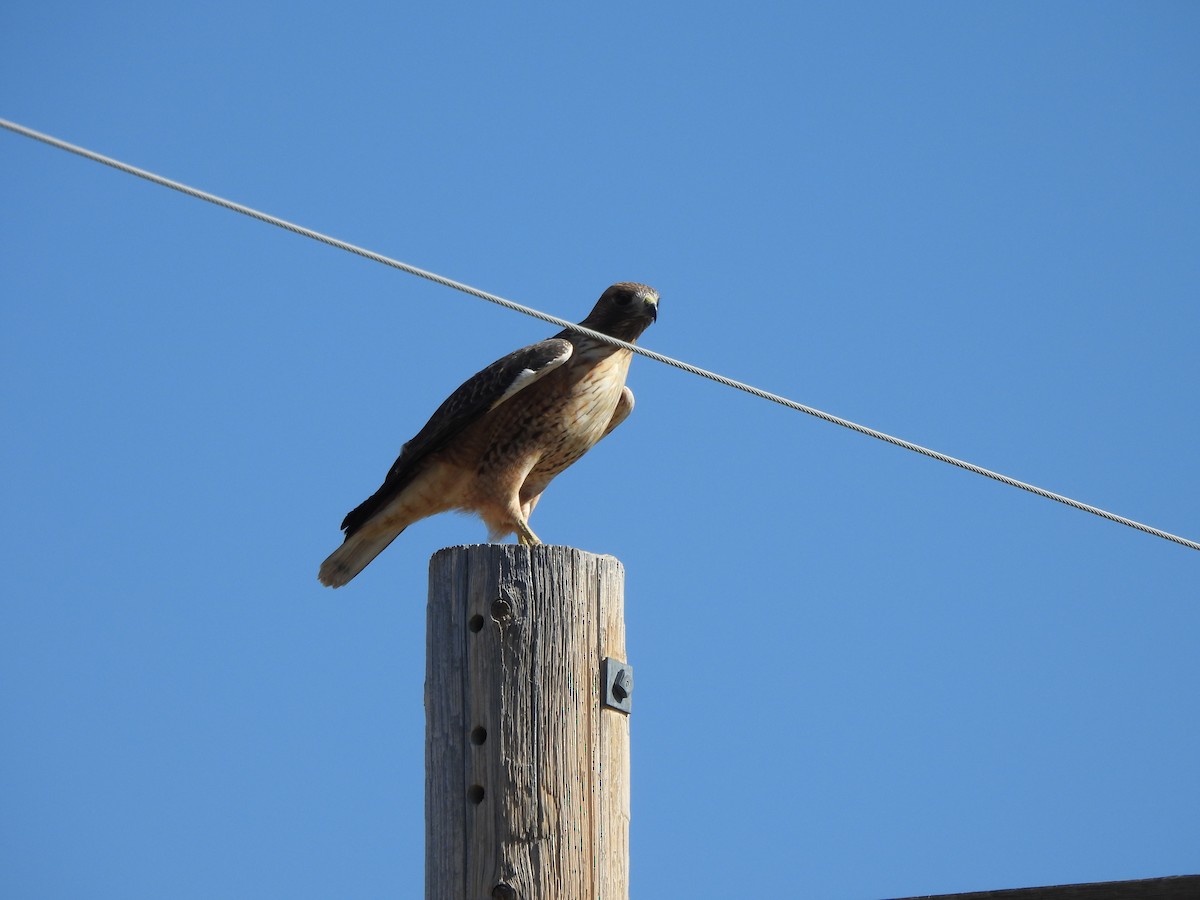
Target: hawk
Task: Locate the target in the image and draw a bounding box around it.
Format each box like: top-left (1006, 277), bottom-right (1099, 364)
top-left (318, 282), bottom-right (659, 587)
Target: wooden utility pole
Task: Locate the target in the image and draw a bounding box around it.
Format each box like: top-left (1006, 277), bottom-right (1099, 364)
top-left (425, 545), bottom-right (631, 900)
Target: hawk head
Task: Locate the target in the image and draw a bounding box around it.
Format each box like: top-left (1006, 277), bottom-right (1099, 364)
top-left (580, 282), bottom-right (659, 343)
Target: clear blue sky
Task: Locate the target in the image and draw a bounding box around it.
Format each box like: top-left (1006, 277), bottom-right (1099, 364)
top-left (2, 3), bottom-right (1198, 898)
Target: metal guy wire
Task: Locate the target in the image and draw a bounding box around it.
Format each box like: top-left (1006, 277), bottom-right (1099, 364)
top-left (3, 116), bottom-right (1196, 553)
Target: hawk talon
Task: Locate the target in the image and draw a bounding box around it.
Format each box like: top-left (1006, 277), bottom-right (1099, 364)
top-left (517, 523), bottom-right (541, 546)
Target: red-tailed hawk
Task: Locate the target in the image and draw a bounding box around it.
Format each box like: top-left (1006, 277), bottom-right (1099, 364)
top-left (318, 282), bottom-right (659, 587)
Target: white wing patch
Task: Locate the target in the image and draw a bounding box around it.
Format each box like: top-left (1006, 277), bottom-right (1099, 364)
top-left (488, 345), bottom-right (573, 411)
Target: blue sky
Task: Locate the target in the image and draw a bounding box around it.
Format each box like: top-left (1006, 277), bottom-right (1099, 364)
top-left (2, 3), bottom-right (1198, 898)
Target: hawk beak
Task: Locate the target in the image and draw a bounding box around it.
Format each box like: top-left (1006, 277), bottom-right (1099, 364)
top-left (645, 298), bottom-right (658, 322)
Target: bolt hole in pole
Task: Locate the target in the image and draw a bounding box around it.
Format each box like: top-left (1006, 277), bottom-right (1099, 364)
top-left (470, 726), bottom-right (487, 745)
top-left (468, 614), bottom-right (484, 633)
top-left (491, 883), bottom-right (517, 900)
top-left (467, 784), bottom-right (485, 805)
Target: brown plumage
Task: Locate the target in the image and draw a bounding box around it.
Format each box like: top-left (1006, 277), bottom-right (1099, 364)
top-left (318, 282), bottom-right (659, 587)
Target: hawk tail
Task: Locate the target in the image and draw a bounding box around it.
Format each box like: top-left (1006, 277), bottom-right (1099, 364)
top-left (318, 527), bottom-right (405, 588)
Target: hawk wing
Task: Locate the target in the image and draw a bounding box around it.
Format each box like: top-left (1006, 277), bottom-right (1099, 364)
top-left (340, 337), bottom-right (573, 536)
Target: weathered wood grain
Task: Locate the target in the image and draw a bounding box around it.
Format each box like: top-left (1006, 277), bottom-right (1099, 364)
top-left (426, 545), bottom-right (629, 900)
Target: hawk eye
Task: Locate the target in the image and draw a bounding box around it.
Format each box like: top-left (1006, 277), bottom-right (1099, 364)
top-left (615, 293), bottom-right (633, 306)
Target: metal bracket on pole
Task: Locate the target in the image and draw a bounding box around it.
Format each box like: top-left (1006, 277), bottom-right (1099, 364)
top-left (601, 657), bottom-right (633, 714)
